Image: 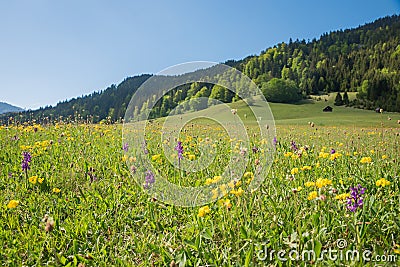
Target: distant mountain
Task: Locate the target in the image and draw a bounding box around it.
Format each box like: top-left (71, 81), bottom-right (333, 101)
top-left (1, 14), bottom-right (399, 124)
top-left (0, 102), bottom-right (24, 114)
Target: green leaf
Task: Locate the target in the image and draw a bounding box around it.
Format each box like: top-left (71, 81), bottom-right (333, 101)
top-left (314, 240), bottom-right (322, 258)
top-left (200, 228), bottom-right (213, 240)
top-left (240, 226), bottom-right (248, 239)
top-left (60, 256), bottom-right (67, 265)
top-left (244, 245), bottom-right (253, 267)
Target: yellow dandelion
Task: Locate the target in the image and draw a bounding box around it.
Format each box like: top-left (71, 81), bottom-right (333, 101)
top-left (307, 191), bottom-right (318, 201)
top-left (319, 152), bottom-right (329, 159)
top-left (301, 166), bottom-right (312, 171)
top-left (38, 177), bottom-right (44, 184)
top-left (53, 188), bottom-right (61, 193)
top-left (376, 178), bottom-right (390, 187)
top-left (28, 175), bottom-right (38, 185)
top-left (297, 186), bottom-right (303, 191)
top-left (304, 181), bottom-right (315, 187)
top-left (231, 187), bottom-right (244, 197)
top-left (315, 178), bottom-right (332, 188)
top-left (198, 205), bottom-right (210, 217)
top-left (218, 199), bottom-right (232, 209)
top-left (220, 184), bottom-right (227, 195)
top-left (290, 168), bottom-right (299, 175)
top-left (335, 193), bottom-right (350, 201)
top-left (211, 188), bottom-right (219, 200)
top-left (330, 153), bottom-right (342, 161)
top-left (7, 200), bottom-right (19, 209)
top-left (205, 178), bottom-right (213, 185)
top-left (284, 152), bottom-right (293, 157)
top-left (360, 157), bottom-right (372, 164)
top-left (151, 154), bottom-right (161, 161)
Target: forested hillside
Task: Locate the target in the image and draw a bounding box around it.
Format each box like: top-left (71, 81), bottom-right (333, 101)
top-left (0, 102), bottom-right (23, 114)
top-left (2, 15), bottom-right (399, 124)
top-left (238, 14), bottom-right (400, 111)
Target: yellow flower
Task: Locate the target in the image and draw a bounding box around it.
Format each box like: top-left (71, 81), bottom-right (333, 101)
top-left (244, 172), bottom-right (254, 184)
top-left (211, 188), bottom-right (219, 200)
top-left (315, 178), bottom-right (332, 188)
top-left (304, 181), bottom-right (315, 187)
top-left (360, 157), bottom-right (372, 164)
top-left (319, 152), bottom-right (329, 159)
top-left (231, 187), bottom-right (244, 197)
top-left (330, 153), bottom-right (342, 161)
top-left (7, 200), bottom-right (19, 209)
top-left (296, 186), bottom-right (303, 191)
top-left (218, 199), bottom-right (232, 209)
top-left (28, 176), bottom-right (38, 185)
top-left (188, 154), bottom-right (196, 161)
top-left (382, 155), bottom-right (388, 160)
top-left (121, 155), bottom-right (128, 162)
top-left (205, 178), bottom-right (213, 185)
top-left (290, 168), bottom-right (299, 175)
top-left (376, 178), bottom-right (390, 187)
top-left (198, 205), bottom-right (211, 217)
top-left (244, 172), bottom-right (253, 178)
top-left (307, 191), bottom-right (318, 200)
top-left (38, 177), bottom-right (44, 184)
top-left (353, 151), bottom-right (358, 156)
top-left (151, 154), bottom-right (161, 161)
top-left (53, 188), bottom-right (61, 193)
top-left (205, 175), bottom-right (222, 185)
top-left (284, 152), bottom-right (293, 157)
top-left (335, 193), bottom-right (350, 201)
top-left (220, 184), bottom-right (227, 195)
top-left (301, 166), bottom-right (312, 171)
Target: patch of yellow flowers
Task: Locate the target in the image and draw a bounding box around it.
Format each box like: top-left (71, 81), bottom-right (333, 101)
top-left (376, 178), bottom-right (390, 187)
top-left (198, 206), bottom-right (210, 217)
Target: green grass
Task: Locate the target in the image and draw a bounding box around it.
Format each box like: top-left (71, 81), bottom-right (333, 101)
top-left (228, 94), bottom-right (399, 127)
top-left (161, 92), bottom-right (400, 128)
top-left (1, 100), bottom-right (399, 266)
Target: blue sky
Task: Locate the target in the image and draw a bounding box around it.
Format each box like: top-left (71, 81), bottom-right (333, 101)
top-left (1, 0), bottom-right (399, 109)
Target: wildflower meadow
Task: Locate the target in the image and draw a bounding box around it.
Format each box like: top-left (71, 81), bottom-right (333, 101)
top-left (1, 119), bottom-right (399, 266)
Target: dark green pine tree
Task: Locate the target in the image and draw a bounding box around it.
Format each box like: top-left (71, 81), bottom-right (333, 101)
top-left (343, 91), bottom-right (350, 105)
top-left (334, 92), bottom-right (343, 106)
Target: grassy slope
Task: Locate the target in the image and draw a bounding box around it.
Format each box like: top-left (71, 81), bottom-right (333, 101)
top-left (154, 92), bottom-right (400, 128)
top-left (230, 92), bottom-right (400, 128)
